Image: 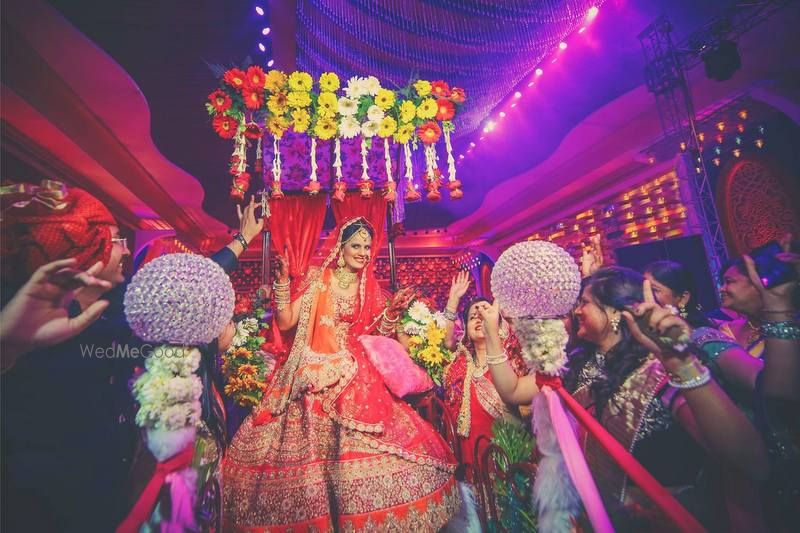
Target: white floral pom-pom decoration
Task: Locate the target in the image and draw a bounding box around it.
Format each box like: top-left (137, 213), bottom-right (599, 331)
top-left (491, 240), bottom-right (581, 319)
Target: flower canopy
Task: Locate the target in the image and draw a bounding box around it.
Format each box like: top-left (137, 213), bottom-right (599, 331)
top-left (206, 67), bottom-right (466, 203)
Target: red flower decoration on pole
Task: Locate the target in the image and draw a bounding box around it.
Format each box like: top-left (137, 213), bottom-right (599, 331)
top-left (448, 179), bottom-right (463, 200)
top-left (223, 68), bottom-right (247, 91)
top-left (213, 115), bottom-right (238, 139)
top-left (208, 90), bottom-right (232, 113)
top-left (417, 121), bottom-right (442, 145)
top-left (435, 99), bottom-right (455, 121)
top-left (384, 181), bottom-right (397, 202)
top-left (244, 122), bottom-right (262, 140)
top-left (359, 180), bottom-right (374, 199)
top-left (230, 172), bottom-right (251, 201)
top-left (303, 180), bottom-right (321, 196)
top-left (270, 180), bottom-right (285, 199)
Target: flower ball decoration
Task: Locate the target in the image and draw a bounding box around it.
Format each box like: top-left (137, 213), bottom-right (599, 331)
top-left (491, 240), bottom-right (581, 319)
top-left (125, 253), bottom-right (235, 345)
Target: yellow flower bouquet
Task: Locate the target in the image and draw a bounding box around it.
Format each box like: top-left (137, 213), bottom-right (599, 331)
top-left (401, 298), bottom-right (454, 386)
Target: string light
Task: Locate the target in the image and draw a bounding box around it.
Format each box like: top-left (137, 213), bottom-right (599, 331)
top-left (559, 41), bottom-right (568, 50)
top-left (255, 6), bottom-right (264, 16)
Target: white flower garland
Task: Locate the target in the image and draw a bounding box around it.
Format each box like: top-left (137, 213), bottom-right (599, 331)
top-left (444, 129), bottom-right (456, 183)
top-left (404, 142), bottom-right (414, 190)
top-left (334, 138), bottom-right (343, 181)
top-left (384, 138), bottom-right (393, 183)
top-left (271, 137), bottom-right (282, 183)
top-left (309, 137), bottom-right (318, 183)
top-left (510, 318), bottom-right (569, 376)
top-left (360, 137), bottom-right (370, 182)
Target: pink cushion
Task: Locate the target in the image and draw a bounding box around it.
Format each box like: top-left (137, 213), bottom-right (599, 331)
top-left (359, 335), bottom-right (433, 397)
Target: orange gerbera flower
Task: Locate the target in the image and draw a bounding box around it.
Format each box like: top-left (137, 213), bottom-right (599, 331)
top-left (435, 99), bottom-right (455, 121)
top-left (208, 89), bottom-right (232, 113)
top-left (416, 121), bottom-right (442, 145)
top-left (223, 68), bottom-right (247, 91)
top-left (246, 66), bottom-right (266, 89)
top-left (213, 115), bottom-right (238, 139)
top-left (242, 86), bottom-right (265, 110)
top-left (430, 80), bottom-right (450, 98)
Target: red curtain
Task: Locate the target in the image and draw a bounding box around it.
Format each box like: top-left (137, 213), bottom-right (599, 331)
top-left (331, 192), bottom-right (388, 251)
top-left (268, 195), bottom-right (327, 279)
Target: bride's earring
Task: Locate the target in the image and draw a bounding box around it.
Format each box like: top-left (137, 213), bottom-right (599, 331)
top-left (337, 254), bottom-right (345, 268)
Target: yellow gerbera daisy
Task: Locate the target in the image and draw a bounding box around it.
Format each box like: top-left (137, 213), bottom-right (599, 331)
top-left (268, 116), bottom-right (290, 138)
top-left (416, 98), bottom-right (437, 119)
top-left (267, 93), bottom-right (288, 116)
top-left (375, 88), bottom-right (396, 110)
top-left (377, 116), bottom-right (398, 138)
top-left (399, 100), bottom-right (417, 123)
top-left (317, 91), bottom-right (338, 117)
top-left (288, 71), bottom-right (313, 92)
top-left (264, 69), bottom-right (288, 92)
top-left (291, 109), bottom-right (311, 133)
top-left (414, 80), bottom-right (432, 97)
top-left (319, 72), bottom-right (340, 92)
top-left (287, 90), bottom-right (311, 109)
top-left (314, 117), bottom-right (337, 140)
top-left (393, 123), bottom-right (415, 144)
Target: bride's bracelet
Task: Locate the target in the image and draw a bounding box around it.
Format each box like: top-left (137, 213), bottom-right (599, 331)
top-left (486, 351), bottom-right (509, 365)
top-left (378, 309), bottom-right (400, 336)
top-left (273, 279), bottom-right (291, 311)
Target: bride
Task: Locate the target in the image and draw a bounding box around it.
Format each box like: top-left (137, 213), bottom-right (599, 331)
top-left (223, 217), bottom-right (460, 531)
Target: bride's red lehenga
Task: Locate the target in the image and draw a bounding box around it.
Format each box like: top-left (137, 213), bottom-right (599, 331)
top-left (223, 218), bottom-right (459, 532)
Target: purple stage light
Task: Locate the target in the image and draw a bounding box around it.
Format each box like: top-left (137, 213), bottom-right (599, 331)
top-left (559, 41), bottom-right (568, 50)
top-left (267, 59), bottom-right (275, 67)
top-left (514, 91), bottom-right (522, 98)
top-left (262, 27), bottom-right (271, 35)
top-left (499, 111), bottom-right (506, 118)
top-left (258, 43), bottom-right (266, 52)
top-left (255, 6), bottom-right (264, 16)
top-left (578, 26), bottom-right (587, 34)
top-left (535, 68), bottom-right (544, 76)
top-left (528, 81), bottom-right (534, 87)
top-left (587, 6), bottom-right (599, 20)
top-left (469, 142), bottom-right (476, 148)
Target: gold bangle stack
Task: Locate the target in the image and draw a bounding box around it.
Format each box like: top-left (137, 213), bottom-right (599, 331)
top-left (667, 356), bottom-right (711, 389)
top-left (273, 279), bottom-right (290, 311)
top-left (486, 351), bottom-right (509, 365)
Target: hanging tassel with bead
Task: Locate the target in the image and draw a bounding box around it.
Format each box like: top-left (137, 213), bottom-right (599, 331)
top-left (270, 137), bottom-right (284, 199)
top-left (229, 131), bottom-right (249, 201)
top-left (359, 137), bottom-right (373, 199)
top-left (444, 129), bottom-right (462, 199)
top-left (425, 144), bottom-right (441, 201)
top-left (303, 137), bottom-right (321, 195)
top-left (403, 142), bottom-right (420, 202)
top-left (332, 138), bottom-right (346, 202)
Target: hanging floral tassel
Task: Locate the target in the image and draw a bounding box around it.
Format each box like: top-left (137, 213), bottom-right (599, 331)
top-left (383, 138), bottom-right (396, 202)
top-left (303, 137), bottom-right (321, 195)
top-left (425, 144), bottom-right (441, 202)
top-left (359, 137), bottom-right (373, 199)
top-left (229, 131), bottom-right (249, 201)
top-left (253, 135), bottom-right (263, 174)
top-left (444, 129), bottom-right (463, 199)
top-left (332, 138), bottom-right (346, 202)
top-left (403, 142), bottom-right (420, 202)
top-left (270, 137), bottom-right (284, 199)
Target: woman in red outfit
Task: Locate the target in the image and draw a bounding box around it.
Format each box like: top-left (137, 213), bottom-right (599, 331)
top-left (223, 217), bottom-right (459, 532)
top-left (441, 274), bottom-right (524, 479)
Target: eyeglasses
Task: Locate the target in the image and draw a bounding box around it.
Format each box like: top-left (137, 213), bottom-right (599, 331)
top-left (112, 237), bottom-right (128, 249)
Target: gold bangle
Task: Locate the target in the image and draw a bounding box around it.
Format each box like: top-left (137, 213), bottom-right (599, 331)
top-left (486, 351), bottom-right (509, 365)
top-left (667, 356), bottom-right (707, 384)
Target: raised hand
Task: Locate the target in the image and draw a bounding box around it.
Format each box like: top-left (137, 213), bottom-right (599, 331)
top-left (237, 195), bottom-right (265, 244)
top-left (745, 233), bottom-right (799, 315)
top-left (622, 279), bottom-right (692, 360)
top-left (275, 252), bottom-right (290, 283)
top-left (580, 234), bottom-right (604, 278)
top-left (1, 258), bottom-right (112, 366)
top-left (446, 270), bottom-right (471, 310)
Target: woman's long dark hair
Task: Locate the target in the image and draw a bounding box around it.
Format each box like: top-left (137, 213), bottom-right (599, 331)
top-left (198, 339), bottom-right (226, 455)
top-left (563, 267), bottom-right (650, 419)
top-left (645, 260), bottom-right (712, 329)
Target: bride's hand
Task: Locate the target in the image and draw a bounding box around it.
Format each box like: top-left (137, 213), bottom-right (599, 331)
top-left (387, 287), bottom-right (417, 317)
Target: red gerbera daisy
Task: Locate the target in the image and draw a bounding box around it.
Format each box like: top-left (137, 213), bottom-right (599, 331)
top-left (223, 68), bottom-right (247, 91)
top-left (242, 86), bottom-right (265, 110)
top-left (213, 115), bottom-right (239, 139)
top-left (417, 121), bottom-right (442, 145)
top-left (435, 99), bottom-right (455, 121)
top-left (246, 66), bottom-right (266, 89)
top-left (450, 87), bottom-right (466, 104)
top-left (430, 80), bottom-right (450, 98)
top-left (208, 89), bottom-right (232, 113)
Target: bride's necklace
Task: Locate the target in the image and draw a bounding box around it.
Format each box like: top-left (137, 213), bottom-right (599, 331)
top-left (333, 267), bottom-right (357, 290)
